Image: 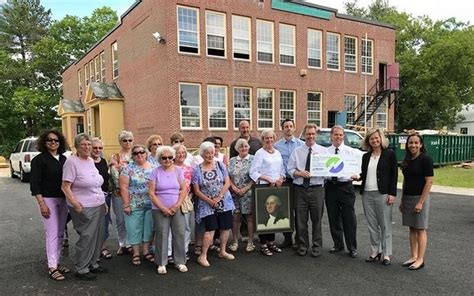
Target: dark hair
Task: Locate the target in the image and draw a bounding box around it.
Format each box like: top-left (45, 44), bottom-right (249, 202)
top-left (37, 130), bottom-right (67, 154)
top-left (203, 136), bottom-right (216, 144)
top-left (280, 118), bottom-right (295, 128)
top-left (401, 134), bottom-right (426, 169)
top-left (213, 136), bottom-right (223, 144)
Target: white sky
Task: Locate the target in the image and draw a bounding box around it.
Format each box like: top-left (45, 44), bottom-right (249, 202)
top-left (307, 0), bottom-right (473, 24)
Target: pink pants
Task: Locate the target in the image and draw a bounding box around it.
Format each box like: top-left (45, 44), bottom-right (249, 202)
top-left (41, 198), bottom-right (68, 268)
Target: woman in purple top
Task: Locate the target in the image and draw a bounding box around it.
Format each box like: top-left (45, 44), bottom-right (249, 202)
top-left (62, 133), bottom-right (106, 281)
top-left (148, 146), bottom-right (188, 274)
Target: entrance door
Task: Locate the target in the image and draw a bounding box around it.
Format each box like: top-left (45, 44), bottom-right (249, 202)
top-left (327, 111), bottom-right (337, 128)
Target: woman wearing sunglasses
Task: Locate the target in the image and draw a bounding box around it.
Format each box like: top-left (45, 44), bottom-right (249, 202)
top-left (119, 145), bottom-right (157, 266)
top-left (30, 130), bottom-right (69, 281)
top-left (148, 146), bottom-right (188, 274)
top-left (145, 135), bottom-right (163, 166)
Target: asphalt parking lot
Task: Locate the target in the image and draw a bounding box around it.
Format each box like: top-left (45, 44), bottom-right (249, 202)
top-left (0, 169), bottom-right (473, 295)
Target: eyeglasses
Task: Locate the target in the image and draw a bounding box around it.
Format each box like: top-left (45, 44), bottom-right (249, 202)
top-left (122, 139), bottom-right (133, 143)
top-left (92, 146), bottom-right (103, 150)
top-left (173, 140), bottom-right (184, 144)
top-left (46, 138), bottom-right (59, 143)
top-left (132, 150), bottom-right (146, 156)
top-left (161, 156), bottom-right (174, 161)
top-left (151, 143), bottom-right (162, 146)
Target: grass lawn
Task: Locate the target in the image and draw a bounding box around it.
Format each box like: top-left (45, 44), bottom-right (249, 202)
top-left (399, 166), bottom-right (474, 188)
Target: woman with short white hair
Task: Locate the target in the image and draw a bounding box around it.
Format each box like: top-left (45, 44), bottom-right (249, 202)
top-left (192, 141), bottom-right (235, 267)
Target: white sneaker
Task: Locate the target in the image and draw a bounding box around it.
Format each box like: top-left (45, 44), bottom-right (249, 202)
top-left (176, 264), bottom-right (188, 273)
top-left (157, 265), bottom-right (167, 275)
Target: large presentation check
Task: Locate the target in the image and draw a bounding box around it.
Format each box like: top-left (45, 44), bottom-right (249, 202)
top-left (309, 154), bottom-right (362, 177)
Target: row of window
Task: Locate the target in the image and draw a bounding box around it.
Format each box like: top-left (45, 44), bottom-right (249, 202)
top-left (177, 5), bottom-right (374, 73)
top-left (77, 42), bottom-right (119, 96)
top-left (179, 83), bottom-right (387, 130)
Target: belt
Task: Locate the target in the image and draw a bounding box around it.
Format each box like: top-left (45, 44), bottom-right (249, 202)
top-left (295, 184), bottom-right (324, 188)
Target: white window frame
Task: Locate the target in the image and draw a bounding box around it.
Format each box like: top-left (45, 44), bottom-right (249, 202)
top-left (279, 24), bottom-right (295, 66)
top-left (344, 94), bottom-right (357, 125)
top-left (84, 64), bottom-right (89, 87)
top-left (307, 29), bottom-right (322, 69)
top-left (232, 15), bottom-right (251, 61)
top-left (94, 56), bottom-right (100, 82)
top-left (100, 51), bottom-right (106, 82)
top-left (279, 90), bottom-right (295, 122)
top-left (207, 85), bottom-right (228, 130)
top-left (344, 36), bottom-right (357, 73)
top-left (257, 88), bottom-right (274, 129)
top-left (256, 20), bottom-right (274, 63)
top-left (233, 87), bottom-right (252, 130)
top-left (78, 69), bottom-right (82, 97)
top-left (112, 42), bottom-right (118, 79)
top-left (375, 98), bottom-right (388, 129)
top-left (179, 82), bottom-right (202, 129)
top-left (361, 38), bottom-right (373, 74)
top-left (307, 92), bottom-right (322, 126)
top-left (177, 5), bottom-right (200, 55)
top-left (360, 95), bottom-right (373, 127)
top-left (206, 10), bottom-right (226, 58)
top-left (326, 32), bottom-right (340, 71)
top-left (89, 61), bottom-right (94, 83)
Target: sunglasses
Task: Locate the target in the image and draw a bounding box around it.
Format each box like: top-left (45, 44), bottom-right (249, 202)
top-left (132, 150), bottom-right (146, 156)
top-left (151, 143), bottom-right (162, 146)
top-left (92, 146), bottom-right (103, 150)
top-left (122, 139), bottom-right (133, 143)
top-left (46, 138), bottom-right (59, 143)
top-left (161, 156), bottom-right (174, 161)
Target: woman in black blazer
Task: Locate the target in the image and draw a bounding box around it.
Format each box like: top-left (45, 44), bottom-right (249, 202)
top-left (359, 128), bottom-right (398, 266)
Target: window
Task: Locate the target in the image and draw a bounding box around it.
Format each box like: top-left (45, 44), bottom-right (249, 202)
top-left (84, 65), bottom-right (89, 87)
top-left (257, 20), bottom-right (274, 63)
top-left (375, 99), bottom-right (387, 128)
top-left (94, 56), bottom-right (100, 82)
top-left (460, 127), bottom-right (468, 134)
top-left (100, 52), bottom-right (106, 82)
top-left (344, 94), bottom-right (357, 125)
top-left (307, 92), bottom-right (321, 125)
top-left (279, 24), bottom-right (295, 65)
top-left (206, 11), bottom-right (226, 57)
top-left (77, 69), bottom-right (82, 96)
top-left (89, 61), bottom-right (94, 83)
top-left (280, 90), bottom-right (295, 122)
top-left (360, 95), bottom-right (373, 127)
top-left (232, 15), bottom-right (251, 60)
top-left (362, 38), bottom-right (373, 74)
top-left (326, 33), bottom-right (340, 70)
top-left (208, 85), bottom-right (227, 129)
top-left (179, 83), bottom-right (201, 128)
top-left (177, 6), bottom-right (199, 54)
top-left (112, 42), bottom-right (119, 79)
top-left (233, 87), bottom-right (251, 129)
top-left (344, 36), bottom-right (357, 72)
top-left (307, 29), bottom-right (322, 68)
top-left (257, 88), bottom-right (274, 129)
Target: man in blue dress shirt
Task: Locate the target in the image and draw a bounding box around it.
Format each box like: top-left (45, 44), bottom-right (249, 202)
top-left (274, 118), bottom-right (304, 248)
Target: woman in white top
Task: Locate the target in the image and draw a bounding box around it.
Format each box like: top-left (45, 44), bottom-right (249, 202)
top-left (250, 129), bottom-right (285, 256)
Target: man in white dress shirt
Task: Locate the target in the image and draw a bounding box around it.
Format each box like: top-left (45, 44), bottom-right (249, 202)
top-left (287, 124), bottom-right (327, 257)
top-left (325, 125), bottom-right (359, 258)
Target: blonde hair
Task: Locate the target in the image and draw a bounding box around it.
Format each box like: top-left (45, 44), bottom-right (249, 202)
top-left (145, 135), bottom-right (163, 151)
top-left (260, 129), bottom-right (276, 141)
top-left (362, 128), bottom-right (389, 151)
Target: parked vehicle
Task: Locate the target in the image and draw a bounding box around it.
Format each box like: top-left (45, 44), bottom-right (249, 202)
top-left (299, 128), bottom-right (364, 150)
top-left (9, 137), bottom-right (40, 182)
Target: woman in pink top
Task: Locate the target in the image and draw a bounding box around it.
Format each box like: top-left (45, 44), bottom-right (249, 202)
top-left (62, 134), bottom-right (106, 281)
top-left (148, 146), bottom-right (187, 275)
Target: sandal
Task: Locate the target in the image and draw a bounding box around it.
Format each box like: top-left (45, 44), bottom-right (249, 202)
top-left (117, 246), bottom-right (131, 256)
top-left (57, 265), bottom-right (70, 274)
top-left (144, 253), bottom-right (155, 263)
top-left (228, 242), bottom-right (239, 252)
top-left (246, 242), bottom-right (255, 252)
top-left (132, 254), bottom-right (141, 266)
top-left (268, 243), bottom-right (282, 253)
top-left (100, 248), bottom-right (112, 259)
top-left (49, 268), bottom-right (65, 281)
top-left (194, 245), bottom-right (202, 256)
top-left (260, 245), bottom-right (273, 256)
top-left (209, 245), bottom-right (221, 253)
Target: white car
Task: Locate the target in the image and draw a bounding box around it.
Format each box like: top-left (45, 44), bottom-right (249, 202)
top-left (9, 137), bottom-right (40, 182)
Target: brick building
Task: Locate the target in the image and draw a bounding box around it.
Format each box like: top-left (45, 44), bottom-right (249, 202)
top-left (60, 0), bottom-right (398, 153)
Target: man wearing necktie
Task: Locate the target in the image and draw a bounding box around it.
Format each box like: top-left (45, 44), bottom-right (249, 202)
top-left (325, 125), bottom-right (359, 258)
top-left (287, 124), bottom-right (326, 257)
top-left (274, 118), bottom-right (304, 249)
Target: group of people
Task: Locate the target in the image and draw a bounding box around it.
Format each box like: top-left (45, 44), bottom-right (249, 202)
top-left (29, 119), bottom-right (433, 281)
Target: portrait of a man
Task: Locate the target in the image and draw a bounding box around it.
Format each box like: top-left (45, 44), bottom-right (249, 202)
top-left (253, 186), bottom-right (293, 233)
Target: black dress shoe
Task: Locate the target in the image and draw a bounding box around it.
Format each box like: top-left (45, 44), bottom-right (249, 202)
top-left (90, 266), bottom-right (108, 274)
top-left (408, 262), bottom-right (425, 270)
top-left (75, 272), bottom-right (97, 281)
top-left (329, 247), bottom-right (344, 253)
top-left (349, 250), bottom-right (358, 258)
top-left (402, 260), bottom-right (416, 267)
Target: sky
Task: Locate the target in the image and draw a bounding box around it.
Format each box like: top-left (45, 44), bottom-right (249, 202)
top-left (0, 0), bottom-right (472, 24)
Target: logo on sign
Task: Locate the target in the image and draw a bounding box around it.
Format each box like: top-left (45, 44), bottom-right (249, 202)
top-left (326, 156), bottom-right (344, 173)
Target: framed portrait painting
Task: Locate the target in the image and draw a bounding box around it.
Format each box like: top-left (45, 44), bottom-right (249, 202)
top-left (252, 184), bottom-right (293, 234)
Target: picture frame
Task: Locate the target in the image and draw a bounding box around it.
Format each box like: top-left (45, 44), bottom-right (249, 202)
top-left (252, 184), bottom-right (293, 234)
